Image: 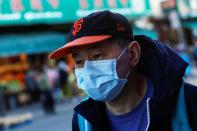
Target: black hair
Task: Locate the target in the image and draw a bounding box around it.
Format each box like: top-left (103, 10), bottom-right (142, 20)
top-left (108, 37), bottom-right (132, 50)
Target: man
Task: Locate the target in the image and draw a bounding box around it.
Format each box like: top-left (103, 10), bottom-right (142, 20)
top-left (49, 11), bottom-right (197, 131)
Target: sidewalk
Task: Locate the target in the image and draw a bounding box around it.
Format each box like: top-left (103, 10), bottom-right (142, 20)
top-left (2, 98), bottom-right (81, 131)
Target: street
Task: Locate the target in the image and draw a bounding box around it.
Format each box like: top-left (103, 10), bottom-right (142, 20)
top-left (2, 66), bottom-right (197, 131)
top-left (4, 99), bottom-right (79, 131)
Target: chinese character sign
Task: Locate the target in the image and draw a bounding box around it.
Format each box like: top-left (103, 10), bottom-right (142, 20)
top-left (0, 0), bottom-right (71, 25)
top-left (0, 0), bottom-right (151, 26)
top-left (77, 0), bottom-right (151, 18)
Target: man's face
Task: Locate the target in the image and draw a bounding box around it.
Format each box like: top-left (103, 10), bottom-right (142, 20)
top-left (71, 40), bottom-right (131, 79)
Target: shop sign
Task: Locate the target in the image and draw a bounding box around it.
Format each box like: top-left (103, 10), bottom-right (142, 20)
top-left (176, 0), bottom-right (197, 18)
top-left (0, 0), bottom-right (151, 26)
top-left (0, 0), bottom-right (70, 25)
top-left (76, 0), bottom-right (151, 18)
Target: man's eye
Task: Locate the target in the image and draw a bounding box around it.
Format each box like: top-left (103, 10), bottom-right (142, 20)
top-left (93, 54), bottom-right (102, 60)
top-left (75, 60), bottom-right (84, 65)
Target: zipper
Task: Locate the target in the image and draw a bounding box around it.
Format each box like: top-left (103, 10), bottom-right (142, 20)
top-left (145, 98), bottom-right (151, 131)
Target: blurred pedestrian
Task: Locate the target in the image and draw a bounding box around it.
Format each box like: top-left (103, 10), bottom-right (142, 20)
top-left (0, 86), bottom-right (5, 116)
top-left (36, 67), bottom-right (55, 114)
top-left (49, 11), bottom-right (197, 131)
top-left (67, 71), bottom-right (81, 103)
top-left (192, 38), bottom-right (197, 65)
top-left (45, 60), bottom-right (61, 101)
top-left (58, 61), bottom-right (68, 88)
top-left (58, 61), bottom-right (68, 98)
top-left (25, 66), bottom-right (40, 103)
top-left (46, 60), bottom-right (60, 89)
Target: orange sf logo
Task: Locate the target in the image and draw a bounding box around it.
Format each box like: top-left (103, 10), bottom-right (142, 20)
top-left (72, 18), bottom-right (84, 36)
top-left (116, 24), bottom-right (125, 32)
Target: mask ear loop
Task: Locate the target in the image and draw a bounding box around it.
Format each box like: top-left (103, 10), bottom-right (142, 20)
top-left (116, 41), bottom-right (136, 60)
top-left (117, 47), bottom-right (128, 60)
top-left (117, 41), bottom-right (136, 79)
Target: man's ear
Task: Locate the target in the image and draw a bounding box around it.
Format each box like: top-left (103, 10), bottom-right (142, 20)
top-left (128, 41), bottom-right (141, 67)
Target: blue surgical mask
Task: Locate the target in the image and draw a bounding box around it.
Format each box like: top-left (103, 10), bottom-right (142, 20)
top-left (75, 47), bottom-right (130, 102)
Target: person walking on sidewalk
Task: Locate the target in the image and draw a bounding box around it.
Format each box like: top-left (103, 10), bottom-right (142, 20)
top-left (36, 67), bottom-right (55, 114)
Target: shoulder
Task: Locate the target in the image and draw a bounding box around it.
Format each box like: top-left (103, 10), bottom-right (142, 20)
top-left (184, 82), bottom-right (197, 105)
top-left (184, 82), bottom-right (197, 98)
top-left (72, 98), bottom-right (92, 131)
top-left (184, 82), bottom-right (197, 130)
top-left (72, 111), bottom-right (80, 131)
top-left (72, 97), bottom-right (91, 131)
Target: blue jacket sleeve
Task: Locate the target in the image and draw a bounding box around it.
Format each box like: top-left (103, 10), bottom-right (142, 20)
top-left (72, 112), bottom-right (79, 131)
top-left (184, 83), bottom-right (197, 131)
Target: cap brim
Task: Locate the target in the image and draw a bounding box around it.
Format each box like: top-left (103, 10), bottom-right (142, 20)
top-left (49, 35), bottom-right (112, 59)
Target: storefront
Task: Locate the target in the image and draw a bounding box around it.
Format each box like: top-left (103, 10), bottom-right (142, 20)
top-left (0, 32), bottom-right (66, 110)
top-left (0, 0), bottom-right (70, 110)
top-left (0, 0), bottom-right (158, 110)
top-left (176, 0), bottom-right (197, 45)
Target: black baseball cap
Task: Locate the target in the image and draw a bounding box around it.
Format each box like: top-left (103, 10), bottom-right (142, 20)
top-left (49, 10), bottom-right (134, 59)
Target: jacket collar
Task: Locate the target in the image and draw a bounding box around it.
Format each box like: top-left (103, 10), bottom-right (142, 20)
top-left (74, 98), bottom-right (110, 130)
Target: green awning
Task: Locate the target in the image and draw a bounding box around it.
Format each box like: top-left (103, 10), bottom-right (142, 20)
top-left (0, 28), bottom-right (158, 58)
top-left (0, 32), bottom-right (66, 57)
top-left (182, 21), bottom-right (197, 29)
top-left (133, 27), bottom-right (158, 39)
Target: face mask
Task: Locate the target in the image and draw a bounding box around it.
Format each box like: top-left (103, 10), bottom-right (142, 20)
top-left (75, 47), bottom-right (130, 102)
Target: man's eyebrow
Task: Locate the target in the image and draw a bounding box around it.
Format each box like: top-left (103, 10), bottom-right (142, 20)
top-left (87, 43), bottom-right (104, 50)
top-left (71, 43), bottom-right (106, 58)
